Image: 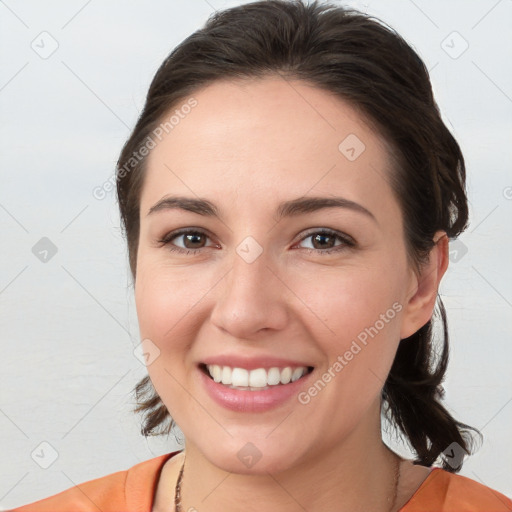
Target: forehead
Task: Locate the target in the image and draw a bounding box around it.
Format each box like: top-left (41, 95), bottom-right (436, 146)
top-left (141, 76), bottom-right (398, 222)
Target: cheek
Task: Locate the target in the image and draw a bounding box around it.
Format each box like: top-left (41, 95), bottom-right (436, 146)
top-left (291, 269), bottom-right (404, 424)
top-left (289, 260), bottom-right (405, 401)
top-left (135, 262), bottom-right (207, 340)
top-left (293, 264), bottom-right (404, 345)
top-left (133, 265), bottom-right (206, 420)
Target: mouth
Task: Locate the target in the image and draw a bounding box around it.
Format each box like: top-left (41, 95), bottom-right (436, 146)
top-left (199, 363), bottom-right (314, 391)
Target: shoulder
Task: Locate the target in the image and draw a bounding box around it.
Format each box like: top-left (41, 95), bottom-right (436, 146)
top-left (401, 467), bottom-right (512, 512)
top-left (8, 451), bottom-right (181, 512)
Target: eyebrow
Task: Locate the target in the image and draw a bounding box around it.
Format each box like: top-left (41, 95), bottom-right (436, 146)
top-left (147, 195), bottom-right (377, 223)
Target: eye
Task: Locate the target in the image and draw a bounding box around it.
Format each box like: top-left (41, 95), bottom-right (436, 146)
top-left (157, 227), bottom-right (355, 256)
top-left (295, 229), bottom-right (355, 255)
top-left (157, 228), bottom-right (216, 255)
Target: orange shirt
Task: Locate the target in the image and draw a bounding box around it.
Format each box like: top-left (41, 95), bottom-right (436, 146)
top-left (9, 450), bottom-right (512, 511)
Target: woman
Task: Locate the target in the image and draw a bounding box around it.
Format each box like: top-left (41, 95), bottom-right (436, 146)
top-left (11, 1), bottom-right (512, 511)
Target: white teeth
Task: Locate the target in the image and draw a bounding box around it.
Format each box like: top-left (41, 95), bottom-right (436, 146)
top-left (231, 368), bottom-right (249, 387)
top-left (249, 368), bottom-right (267, 388)
top-left (280, 367), bottom-right (292, 384)
top-left (205, 364), bottom-right (310, 389)
top-left (212, 365), bottom-right (222, 383)
top-left (221, 366), bottom-right (232, 385)
top-left (267, 367), bottom-right (281, 385)
top-left (291, 367), bottom-right (304, 382)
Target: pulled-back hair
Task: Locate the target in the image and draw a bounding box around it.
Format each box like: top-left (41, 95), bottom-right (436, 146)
top-left (116, 0), bottom-right (480, 471)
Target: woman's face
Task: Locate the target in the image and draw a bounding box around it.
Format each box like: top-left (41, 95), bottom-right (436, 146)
top-left (135, 77), bottom-right (434, 473)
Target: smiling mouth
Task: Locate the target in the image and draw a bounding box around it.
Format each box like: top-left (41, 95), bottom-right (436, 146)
top-left (199, 363), bottom-right (314, 391)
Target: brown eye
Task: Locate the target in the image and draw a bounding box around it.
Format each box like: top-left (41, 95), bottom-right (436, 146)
top-left (311, 233), bottom-right (337, 250)
top-left (158, 229), bottom-right (215, 255)
top-left (180, 232), bottom-right (207, 249)
top-left (297, 229), bottom-right (355, 255)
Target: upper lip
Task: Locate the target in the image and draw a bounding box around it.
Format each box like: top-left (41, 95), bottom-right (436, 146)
top-left (200, 355), bottom-right (314, 371)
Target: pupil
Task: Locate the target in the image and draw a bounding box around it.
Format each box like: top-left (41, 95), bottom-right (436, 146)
top-left (183, 233), bottom-right (335, 250)
top-left (314, 234), bottom-right (333, 249)
top-left (185, 233), bottom-right (204, 248)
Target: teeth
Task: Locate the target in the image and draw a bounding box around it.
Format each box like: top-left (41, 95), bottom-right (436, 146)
top-left (291, 367), bottom-right (304, 382)
top-left (212, 365), bottom-right (222, 383)
top-left (267, 367), bottom-right (281, 385)
top-left (221, 366), bottom-right (232, 385)
top-left (281, 367), bottom-right (292, 384)
top-left (231, 368), bottom-right (249, 387)
top-left (206, 364), bottom-right (310, 389)
top-left (248, 368), bottom-right (267, 388)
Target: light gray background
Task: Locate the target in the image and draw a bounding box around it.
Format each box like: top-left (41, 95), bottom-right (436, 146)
top-left (1, 0), bottom-right (511, 508)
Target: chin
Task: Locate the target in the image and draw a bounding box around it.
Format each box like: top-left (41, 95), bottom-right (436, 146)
top-left (199, 437), bottom-right (305, 476)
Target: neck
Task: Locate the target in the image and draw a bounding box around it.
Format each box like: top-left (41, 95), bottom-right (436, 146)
top-left (177, 406), bottom-right (401, 512)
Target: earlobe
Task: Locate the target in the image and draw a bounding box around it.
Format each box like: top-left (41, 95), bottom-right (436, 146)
top-left (399, 231), bottom-right (449, 340)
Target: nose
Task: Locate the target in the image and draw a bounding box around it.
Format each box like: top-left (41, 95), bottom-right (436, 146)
top-left (209, 245), bottom-right (290, 340)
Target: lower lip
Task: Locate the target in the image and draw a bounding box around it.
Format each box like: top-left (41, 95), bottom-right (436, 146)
top-left (199, 366), bottom-right (314, 413)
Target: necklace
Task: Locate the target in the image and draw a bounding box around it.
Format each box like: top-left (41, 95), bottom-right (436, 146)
top-left (388, 455), bottom-right (401, 512)
top-left (174, 454), bottom-right (401, 512)
top-left (174, 455), bottom-right (185, 512)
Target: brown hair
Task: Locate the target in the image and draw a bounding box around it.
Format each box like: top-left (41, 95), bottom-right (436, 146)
top-left (116, 0), bottom-right (480, 471)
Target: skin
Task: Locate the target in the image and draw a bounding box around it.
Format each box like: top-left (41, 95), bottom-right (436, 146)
top-left (134, 76), bottom-right (449, 511)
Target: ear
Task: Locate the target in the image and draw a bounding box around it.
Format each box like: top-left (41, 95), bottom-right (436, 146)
top-left (399, 231), bottom-right (449, 340)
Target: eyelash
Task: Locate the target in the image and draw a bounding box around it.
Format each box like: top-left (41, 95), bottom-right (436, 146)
top-left (157, 228), bottom-right (356, 256)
